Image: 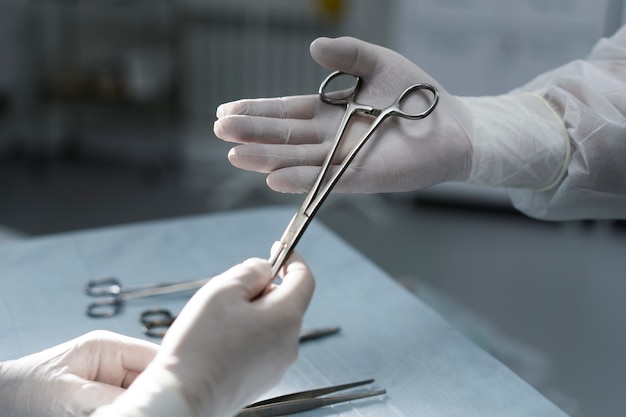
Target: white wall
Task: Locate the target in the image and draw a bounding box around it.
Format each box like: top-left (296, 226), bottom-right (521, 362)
top-left (391, 0), bottom-right (616, 96)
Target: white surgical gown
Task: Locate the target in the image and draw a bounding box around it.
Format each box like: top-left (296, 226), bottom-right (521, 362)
top-left (509, 25), bottom-right (626, 220)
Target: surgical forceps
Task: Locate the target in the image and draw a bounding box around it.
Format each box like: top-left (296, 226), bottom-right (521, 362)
top-left (140, 308), bottom-right (341, 340)
top-left (268, 71), bottom-right (439, 278)
top-left (237, 379), bottom-right (385, 417)
top-left (85, 276), bottom-right (210, 318)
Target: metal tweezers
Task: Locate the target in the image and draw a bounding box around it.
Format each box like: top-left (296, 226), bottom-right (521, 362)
top-left (237, 379), bottom-right (385, 417)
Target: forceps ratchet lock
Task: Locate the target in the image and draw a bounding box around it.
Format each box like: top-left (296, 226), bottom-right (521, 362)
top-left (268, 71), bottom-right (439, 278)
top-left (85, 276), bottom-right (210, 318)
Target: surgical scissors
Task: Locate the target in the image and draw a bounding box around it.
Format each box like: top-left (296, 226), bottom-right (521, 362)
top-left (140, 308), bottom-right (342, 340)
top-left (140, 308), bottom-right (177, 338)
top-left (85, 276), bottom-right (210, 318)
top-left (237, 378), bottom-right (385, 417)
top-left (268, 71), bottom-right (439, 278)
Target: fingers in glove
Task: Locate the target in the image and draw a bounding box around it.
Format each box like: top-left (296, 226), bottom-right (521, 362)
top-left (267, 164), bottom-right (365, 193)
top-left (228, 143), bottom-right (329, 174)
top-left (269, 251), bottom-right (315, 316)
top-left (310, 36), bottom-right (387, 77)
top-left (237, 258), bottom-right (274, 300)
top-left (71, 331), bottom-right (159, 388)
top-left (216, 95), bottom-right (317, 119)
top-left (68, 380), bottom-right (126, 415)
top-left (214, 116), bottom-right (319, 145)
top-left (207, 258), bottom-right (272, 301)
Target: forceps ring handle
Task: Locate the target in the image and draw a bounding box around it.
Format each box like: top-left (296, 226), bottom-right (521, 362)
top-left (318, 71), bottom-right (361, 106)
top-left (85, 276), bottom-right (123, 296)
top-left (389, 83), bottom-right (439, 120)
top-left (318, 71), bottom-right (440, 120)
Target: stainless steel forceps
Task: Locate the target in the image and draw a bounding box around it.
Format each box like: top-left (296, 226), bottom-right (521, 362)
top-left (237, 379), bottom-right (385, 417)
top-left (268, 71), bottom-right (439, 277)
top-left (85, 276), bottom-right (210, 318)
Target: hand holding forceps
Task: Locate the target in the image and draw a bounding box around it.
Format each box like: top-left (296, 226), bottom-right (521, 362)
top-left (85, 276), bottom-right (210, 318)
top-left (268, 71), bottom-right (439, 277)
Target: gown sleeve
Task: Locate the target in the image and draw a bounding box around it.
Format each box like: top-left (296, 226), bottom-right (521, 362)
top-left (508, 25), bottom-right (626, 220)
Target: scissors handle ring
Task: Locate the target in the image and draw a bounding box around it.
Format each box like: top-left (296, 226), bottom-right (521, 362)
top-left (140, 308), bottom-right (176, 325)
top-left (318, 71), bottom-right (361, 106)
top-left (85, 276), bottom-right (123, 296)
top-left (86, 297), bottom-right (124, 318)
top-left (141, 308), bottom-right (176, 338)
top-left (143, 325), bottom-right (169, 339)
top-left (390, 83), bottom-right (439, 120)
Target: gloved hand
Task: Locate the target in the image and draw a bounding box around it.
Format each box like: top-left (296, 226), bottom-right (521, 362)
top-left (214, 36), bottom-right (569, 194)
top-left (92, 251), bottom-right (315, 417)
top-left (214, 36), bottom-right (474, 194)
top-left (0, 331), bottom-right (158, 417)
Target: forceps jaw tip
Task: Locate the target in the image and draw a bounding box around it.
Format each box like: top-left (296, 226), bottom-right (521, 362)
top-left (269, 239), bottom-right (294, 279)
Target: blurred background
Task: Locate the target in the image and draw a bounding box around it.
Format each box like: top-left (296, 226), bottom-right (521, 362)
top-left (1, 0), bottom-right (625, 416)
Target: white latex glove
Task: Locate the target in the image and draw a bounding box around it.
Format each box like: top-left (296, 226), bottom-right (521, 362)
top-left (92, 251), bottom-right (315, 417)
top-left (0, 331), bottom-right (158, 417)
top-left (214, 36), bottom-right (474, 194)
top-left (214, 36), bottom-right (569, 194)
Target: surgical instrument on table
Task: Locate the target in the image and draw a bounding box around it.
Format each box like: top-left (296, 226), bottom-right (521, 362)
top-left (140, 308), bottom-right (177, 338)
top-left (268, 71), bottom-right (439, 278)
top-left (237, 379), bottom-right (385, 417)
top-left (140, 308), bottom-right (341, 340)
top-left (85, 276), bottom-right (210, 318)
top-left (298, 325), bottom-right (342, 342)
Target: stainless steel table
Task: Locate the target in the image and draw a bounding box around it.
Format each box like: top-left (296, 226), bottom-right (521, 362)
top-left (0, 206), bottom-right (567, 416)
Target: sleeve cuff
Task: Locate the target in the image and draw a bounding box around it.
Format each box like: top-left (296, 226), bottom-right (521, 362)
top-left (462, 93), bottom-right (571, 191)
